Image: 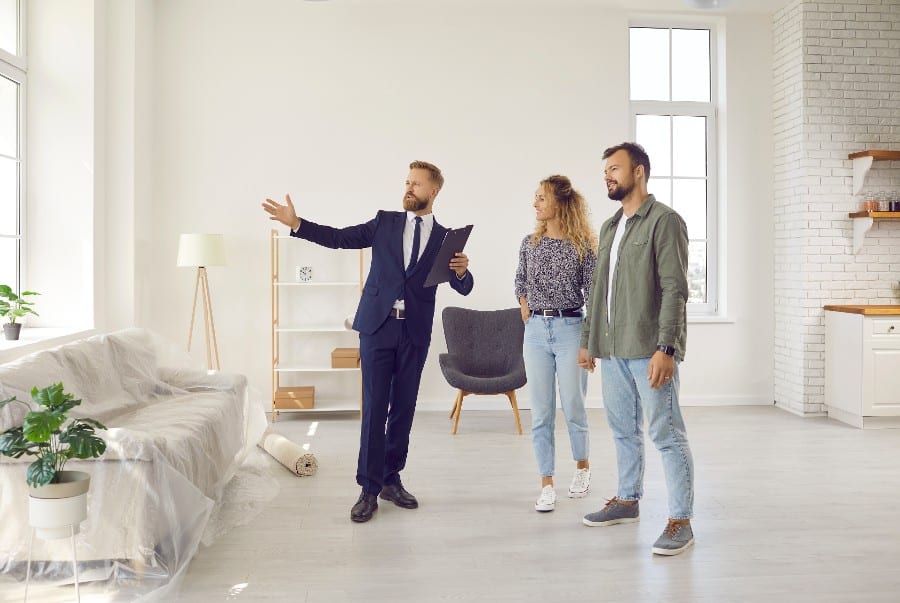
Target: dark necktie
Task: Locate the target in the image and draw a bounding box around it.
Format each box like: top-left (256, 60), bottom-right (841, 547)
top-left (406, 216), bottom-right (423, 274)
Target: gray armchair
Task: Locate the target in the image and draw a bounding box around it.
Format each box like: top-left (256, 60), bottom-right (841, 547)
top-left (438, 307), bottom-right (526, 435)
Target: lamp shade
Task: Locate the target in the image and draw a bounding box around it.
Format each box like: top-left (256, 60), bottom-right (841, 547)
top-left (177, 234), bottom-right (226, 267)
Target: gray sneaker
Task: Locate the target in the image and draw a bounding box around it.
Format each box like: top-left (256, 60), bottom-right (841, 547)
top-left (651, 520), bottom-right (695, 556)
top-left (582, 497), bottom-right (640, 527)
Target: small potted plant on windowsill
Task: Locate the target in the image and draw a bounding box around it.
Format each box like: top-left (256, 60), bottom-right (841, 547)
top-left (0, 284), bottom-right (39, 341)
top-left (0, 383), bottom-right (107, 539)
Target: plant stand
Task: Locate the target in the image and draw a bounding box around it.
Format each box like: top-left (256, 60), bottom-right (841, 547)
top-left (23, 472), bottom-right (90, 602)
top-left (23, 520), bottom-right (83, 603)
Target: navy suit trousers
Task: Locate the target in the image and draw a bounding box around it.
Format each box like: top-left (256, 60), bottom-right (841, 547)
top-left (357, 315), bottom-right (430, 494)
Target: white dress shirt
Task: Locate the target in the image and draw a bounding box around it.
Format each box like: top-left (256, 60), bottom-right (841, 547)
top-left (394, 212), bottom-right (435, 310)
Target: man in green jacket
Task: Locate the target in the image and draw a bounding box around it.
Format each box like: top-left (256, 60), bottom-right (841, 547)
top-left (578, 142), bottom-right (695, 556)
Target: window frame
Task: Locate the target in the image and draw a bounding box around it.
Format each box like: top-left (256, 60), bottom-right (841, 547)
top-left (0, 0), bottom-right (25, 295)
top-left (628, 20), bottom-right (720, 317)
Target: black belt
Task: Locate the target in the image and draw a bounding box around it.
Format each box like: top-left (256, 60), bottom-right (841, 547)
top-left (390, 308), bottom-right (406, 320)
top-left (531, 308), bottom-right (582, 317)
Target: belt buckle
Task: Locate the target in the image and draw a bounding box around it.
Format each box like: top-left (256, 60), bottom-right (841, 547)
top-left (541, 309), bottom-right (557, 317)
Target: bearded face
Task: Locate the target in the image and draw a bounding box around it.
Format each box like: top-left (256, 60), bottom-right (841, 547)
top-left (604, 150), bottom-right (638, 202)
top-left (606, 177), bottom-right (634, 201)
top-left (403, 191), bottom-right (430, 212)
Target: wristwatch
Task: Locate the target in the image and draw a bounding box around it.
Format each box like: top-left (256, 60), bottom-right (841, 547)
top-left (657, 345), bottom-right (675, 356)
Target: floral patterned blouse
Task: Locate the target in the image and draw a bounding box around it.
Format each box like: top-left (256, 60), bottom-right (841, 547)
top-left (514, 235), bottom-right (597, 311)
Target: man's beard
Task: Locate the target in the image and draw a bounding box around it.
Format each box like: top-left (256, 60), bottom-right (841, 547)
top-left (403, 193), bottom-right (429, 212)
top-left (607, 180), bottom-right (634, 201)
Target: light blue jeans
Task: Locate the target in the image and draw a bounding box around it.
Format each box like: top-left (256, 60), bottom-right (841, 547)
top-left (600, 356), bottom-right (694, 519)
top-left (523, 316), bottom-right (590, 478)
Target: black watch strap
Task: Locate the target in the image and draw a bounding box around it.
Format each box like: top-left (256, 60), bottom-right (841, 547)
top-left (657, 345), bottom-right (675, 356)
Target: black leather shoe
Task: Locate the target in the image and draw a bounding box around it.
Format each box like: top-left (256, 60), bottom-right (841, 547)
top-left (351, 491), bottom-right (378, 523)
top-left (379, 482), bottom-right (419, 509)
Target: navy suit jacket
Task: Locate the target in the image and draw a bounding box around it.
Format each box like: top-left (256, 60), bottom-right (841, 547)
top-left (293, 210), bottom-right (474, 347)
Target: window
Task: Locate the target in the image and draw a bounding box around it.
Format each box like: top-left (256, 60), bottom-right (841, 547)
top-left (0, 0), bottom-right (23, 293)
top-left (629, 25), bottom-right (718, 315)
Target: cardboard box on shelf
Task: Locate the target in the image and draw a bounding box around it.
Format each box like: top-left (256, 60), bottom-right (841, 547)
top-left (331, 347), bottom-right (360, 369)
top-left (274, 386), bottom-right (315, 409)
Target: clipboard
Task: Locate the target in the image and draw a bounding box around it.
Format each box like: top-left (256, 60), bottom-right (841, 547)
top-left (423, 225), bottom-right (474, 287)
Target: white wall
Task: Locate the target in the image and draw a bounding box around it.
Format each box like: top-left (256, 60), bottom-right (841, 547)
top-left (135, 0), bottom-right (775, 410)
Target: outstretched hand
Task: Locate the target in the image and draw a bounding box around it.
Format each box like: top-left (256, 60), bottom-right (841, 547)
top-left (262, 194), bottom-right (301, 231)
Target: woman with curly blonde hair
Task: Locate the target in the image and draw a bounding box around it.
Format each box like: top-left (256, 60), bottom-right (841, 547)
top-left (514, 175), bottom-right (597, 512)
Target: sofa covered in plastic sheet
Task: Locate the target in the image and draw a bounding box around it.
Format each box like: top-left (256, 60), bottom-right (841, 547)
top-left (0, 328), bottom-right (268, 600)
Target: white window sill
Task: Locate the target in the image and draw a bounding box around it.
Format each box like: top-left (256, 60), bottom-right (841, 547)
top-left (687, 314), bottom-right (735, 324)
top-left (0, 327), bottom-right (96, 363)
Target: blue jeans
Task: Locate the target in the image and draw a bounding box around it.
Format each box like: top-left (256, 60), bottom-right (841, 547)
top-left (600, 356), bottom-right (694, 519)
top-left (523, 316), bottom-right (590, 477)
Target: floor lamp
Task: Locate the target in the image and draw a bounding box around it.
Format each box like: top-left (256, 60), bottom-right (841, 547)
top-left (177, 233), bottom-right (226, 371)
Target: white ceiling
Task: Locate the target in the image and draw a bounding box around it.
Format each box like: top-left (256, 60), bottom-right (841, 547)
top-left (338, 0), bottom-right (796, 15)
top-left (609, 0), bottom-right (793, 13)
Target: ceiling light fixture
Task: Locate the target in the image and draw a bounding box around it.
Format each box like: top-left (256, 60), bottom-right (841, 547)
top-left (684, 0), bottom-right (733, 8)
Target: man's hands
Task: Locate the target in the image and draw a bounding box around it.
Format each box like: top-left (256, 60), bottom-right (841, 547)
top-left (577, 348), bottom-right (595, 373)
top-left (449, 252), bottom-right (469, 278)
top-left (262, 194), bottom-right (301, 232)
top-left (575, 349), bottom-right (674, 384)
top-left (647, 351), bottom-right (675, 389)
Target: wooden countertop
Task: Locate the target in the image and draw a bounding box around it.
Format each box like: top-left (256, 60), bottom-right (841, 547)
top-left (824, 305), bottom-right (900, 315)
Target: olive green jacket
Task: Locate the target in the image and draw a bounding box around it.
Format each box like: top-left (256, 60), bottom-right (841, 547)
top-left (580, 195), bottom-right (689, 360)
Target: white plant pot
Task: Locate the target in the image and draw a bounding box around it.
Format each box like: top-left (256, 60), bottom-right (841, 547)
top-left (28, 470), bottom-right (91, 540)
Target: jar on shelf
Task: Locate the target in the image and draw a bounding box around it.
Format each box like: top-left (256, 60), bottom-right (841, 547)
top-left (877, 190), bottom-right (889, 212)
top-left (863, 191), bottom-right (878, 212)
top-left (890, 190), bottom-right (900, 212)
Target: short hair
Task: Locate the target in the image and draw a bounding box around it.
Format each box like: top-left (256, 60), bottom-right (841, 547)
top-left (602, 142), bottom-right (651, 180)
top-left (409, 160), bottom-right (444, 190)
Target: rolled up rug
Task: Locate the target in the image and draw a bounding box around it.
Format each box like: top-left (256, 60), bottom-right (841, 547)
top-left (259, 432), bottom-right (318, 476)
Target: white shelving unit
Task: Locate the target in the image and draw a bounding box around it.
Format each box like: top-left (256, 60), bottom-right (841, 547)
top-left (270, 230), bottom-right (364, 421)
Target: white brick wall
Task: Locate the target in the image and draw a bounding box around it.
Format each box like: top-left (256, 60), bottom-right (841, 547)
top-left (773, 0), bottom-right (900, 415)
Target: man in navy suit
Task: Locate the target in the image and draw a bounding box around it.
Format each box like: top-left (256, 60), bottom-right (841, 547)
top-left (263, 161), bottom-right (474, 522)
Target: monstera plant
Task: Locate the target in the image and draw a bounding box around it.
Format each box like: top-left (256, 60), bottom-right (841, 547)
top-left (0, 382), bottom-right (107, 488)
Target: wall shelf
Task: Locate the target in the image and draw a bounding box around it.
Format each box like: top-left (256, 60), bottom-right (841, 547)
top-left (849, 211), bottom-right (900, 254)
top-left (849, 150), bottom-right (900, 195)
top-left (850, 211), bottom-right (900, 253)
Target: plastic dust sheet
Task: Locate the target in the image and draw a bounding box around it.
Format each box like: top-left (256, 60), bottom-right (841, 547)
top-left (0, 328), bottom-right (277, 601)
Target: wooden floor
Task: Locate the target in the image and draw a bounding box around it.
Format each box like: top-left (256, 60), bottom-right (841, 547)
top-left (175, 406), bottom-right (900, 602)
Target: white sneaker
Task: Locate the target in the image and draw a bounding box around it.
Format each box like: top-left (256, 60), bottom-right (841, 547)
top-left (534, 485), bottom-right (556, 512)
top-left (568, 468), bottom-right (591, 498)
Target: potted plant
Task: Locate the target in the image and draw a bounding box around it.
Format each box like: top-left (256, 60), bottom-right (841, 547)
top-left (0, 383), bottom-right (107, 539)
top-left (0, 284), bottom-right (39, 341)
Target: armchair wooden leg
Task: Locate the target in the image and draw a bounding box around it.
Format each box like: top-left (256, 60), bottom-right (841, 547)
top-left (452, 390), bottom-right (467, 435)
top-left (506, 390), bottom-right (523, 435)
top-left (449, 389), bottom-right (463, 419)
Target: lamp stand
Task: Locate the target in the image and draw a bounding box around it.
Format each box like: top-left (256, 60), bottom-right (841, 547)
top-left (187, 266), bottom-right (220, 371)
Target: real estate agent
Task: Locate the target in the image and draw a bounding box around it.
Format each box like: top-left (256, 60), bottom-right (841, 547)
top-left (262, 160), bottom-right (474, 523)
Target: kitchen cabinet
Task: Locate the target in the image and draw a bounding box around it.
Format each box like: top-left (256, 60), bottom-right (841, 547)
top-left (824, 305), bottom-right (900, 428)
